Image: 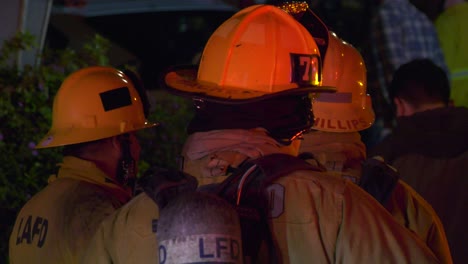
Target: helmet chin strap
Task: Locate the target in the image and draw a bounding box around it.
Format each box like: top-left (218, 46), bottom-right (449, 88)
top-left (116, 133), bottom-right (136, 192)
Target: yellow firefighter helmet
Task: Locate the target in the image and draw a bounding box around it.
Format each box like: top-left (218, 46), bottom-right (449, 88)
top-left (312, 32), bottom-right (375, 132)
top-left (163, 4), bottom-right (335, 103)
top-left (37, 66), bottom-right (158, 148)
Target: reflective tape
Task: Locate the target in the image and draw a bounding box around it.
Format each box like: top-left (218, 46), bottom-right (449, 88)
top-left (451, 69), bottom-right (468, 80)
top-left (316, 92), bottom-right (352, 103)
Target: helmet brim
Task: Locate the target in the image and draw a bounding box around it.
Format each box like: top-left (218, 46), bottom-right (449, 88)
top-left (36, 122), bottom-right (158, 149)
top-left (161, 65), bottom-right (336, 104)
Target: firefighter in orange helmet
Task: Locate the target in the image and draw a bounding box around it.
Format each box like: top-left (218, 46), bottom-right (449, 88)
top-left (8, 66), bottom-right (157, 264)
top-left (83, 4), bottom-right (439, 263)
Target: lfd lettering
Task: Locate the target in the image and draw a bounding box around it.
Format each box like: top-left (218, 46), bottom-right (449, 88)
top-left (315, 118), bottom-right (367, 130)
top-left (15, 215), bottom-right (48, 248)
top-left (199, 236), bottom-right (240, 260)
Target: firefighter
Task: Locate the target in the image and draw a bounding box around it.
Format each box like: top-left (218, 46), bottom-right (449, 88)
top-left (168, 4), bottom-right (440, 263)
top-left (8, 66), bottom-right (157, 263)
top-left (298, 29), bottom-right (453, 263)
top-left (82, 4), bottom-right (439, 263)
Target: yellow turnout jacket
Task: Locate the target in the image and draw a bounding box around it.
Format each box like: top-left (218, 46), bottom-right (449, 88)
top-left (82, 151), bottom-right (439, 263)
top-left (9, 156), bottom-right (131, 264)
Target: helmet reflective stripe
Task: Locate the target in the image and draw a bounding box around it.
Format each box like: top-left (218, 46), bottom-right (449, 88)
top-left (315, 92), bottom-right (352, 103)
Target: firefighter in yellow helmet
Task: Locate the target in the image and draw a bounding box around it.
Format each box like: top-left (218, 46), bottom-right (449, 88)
top-left (298, 29), bottom-right (452, 263)
top-left (82, 4), bottom-right (439, 263)
top-left (278, 3), bottom-right (451, 262)
top-left (8, 66), bottom-right (157, 264)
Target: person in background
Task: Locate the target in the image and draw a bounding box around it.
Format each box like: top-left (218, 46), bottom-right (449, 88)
top-left (435, 0), bottom-right (468, 107)
top-left (363, 0), bottom-right (448, 149)
top-left (370, 58), bottom-right (468, 264)
top-left (8, 66), bottom-right (157, 263)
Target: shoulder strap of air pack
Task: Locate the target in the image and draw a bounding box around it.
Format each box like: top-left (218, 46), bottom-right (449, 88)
top-left (213, 153), bottom-right (324, 263)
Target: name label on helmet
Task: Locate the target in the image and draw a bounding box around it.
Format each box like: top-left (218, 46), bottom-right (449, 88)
top-left (314, 117), bottom-right (368, 131)
top-left (14, 215), bottom-right (48, 248)
top-left (99, 87), bottom-right (132, 111)
top-left (290, 53), bottom-right (321, 86)
top-left (159, 234), bottom-right (242, 263)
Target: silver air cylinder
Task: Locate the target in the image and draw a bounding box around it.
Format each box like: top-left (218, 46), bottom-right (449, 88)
top-left (158, 191), bottom-right (243, 264)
